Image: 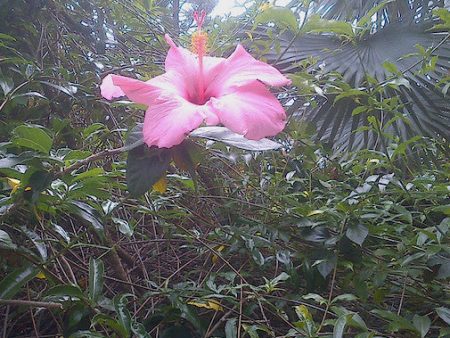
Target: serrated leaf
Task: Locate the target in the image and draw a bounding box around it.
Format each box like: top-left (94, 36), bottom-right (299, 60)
top-left (190, 127), bottom-right (282, 151)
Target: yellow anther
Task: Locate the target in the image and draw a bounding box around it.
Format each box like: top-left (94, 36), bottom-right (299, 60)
top-left (191, 30), bottom-right (208, 56)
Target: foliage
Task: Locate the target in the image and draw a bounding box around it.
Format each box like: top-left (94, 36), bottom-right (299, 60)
top-left (0, 1), bottom-right (449, 337)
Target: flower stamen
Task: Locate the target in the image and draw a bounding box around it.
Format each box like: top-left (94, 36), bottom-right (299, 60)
top-left (192, 10), bottom-right (208, 104)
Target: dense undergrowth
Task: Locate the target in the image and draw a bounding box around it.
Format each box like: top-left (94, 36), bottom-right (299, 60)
top-left (0, 1), bottom-right (449, 337)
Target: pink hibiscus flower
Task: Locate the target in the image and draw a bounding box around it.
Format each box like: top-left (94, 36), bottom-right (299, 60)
top-left (100, 11), bottom-right (291, 148)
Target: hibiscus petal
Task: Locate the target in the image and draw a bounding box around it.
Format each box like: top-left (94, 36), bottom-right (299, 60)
top-left (109, 74), bottom-right (160, 106)
top-left (143, 95), bottom-right (219, 148)
top-left (100, 74), bottom-right (125, 100)
top-left (164, 34), bottom-right (225, 103)
top-left (207, 45), bottom-right (291, 97)
top-left (209, 81), bottom-right (286, 140)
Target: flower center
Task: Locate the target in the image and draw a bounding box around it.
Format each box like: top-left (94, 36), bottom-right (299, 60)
top-left (192, 10), bottom-right (208, 105)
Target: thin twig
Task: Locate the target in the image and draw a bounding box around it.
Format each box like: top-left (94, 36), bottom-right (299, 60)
top-left (0, 299), bottom-right (63, 309)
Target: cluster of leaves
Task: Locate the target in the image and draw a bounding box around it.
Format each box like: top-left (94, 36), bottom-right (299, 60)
top-left (0, 0), bottom-right (449, 337)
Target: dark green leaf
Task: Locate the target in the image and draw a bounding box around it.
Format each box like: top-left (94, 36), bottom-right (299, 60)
top-left (113, 294), bottom-right (132, 336)
top-left (436, 307), bottom-right (450, 325)
top-left (346, 224), bottom-right (369, 246)
top-left (89, 258), bottom-right (104, 304)
top-left (412, 315), bottom-right (431, 338)
top-left (0, 265), bottom-right (39, 299)
top-left (0, 229), bottom-right (16, 249)
top-left (225, 318), bottom-right (237, 338)
top-left (126, 145), bottom-right (171, 197)
top-left (45, 285), bottom-right (85, 300)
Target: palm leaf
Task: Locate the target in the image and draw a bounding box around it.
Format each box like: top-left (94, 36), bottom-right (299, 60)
top-left (260, 0), bottom-right (449, 154)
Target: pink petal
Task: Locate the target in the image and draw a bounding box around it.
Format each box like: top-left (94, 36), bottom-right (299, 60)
top-left (109, 75), bottom-right (160, 106)
top-left (207, 45), bottom-right (291, 97)
top-left (100, 74), bottom-right (125, 100)
top-left (143, 95), bottom-right (219, 148)
top-left (209, 81), bottom-right (286, 140)
top-left (164, 34), bottom-right (225, 102)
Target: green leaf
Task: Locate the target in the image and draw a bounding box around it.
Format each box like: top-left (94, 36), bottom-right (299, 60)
top-left (332, 294), bottom-right (358, 303)
top-left (436, 307), bottom-right (450, 325)
top-left (126, 145), bottom-right (171, 197)
top-left (255, 6), bottom-right (298, 31)
top-left (333, 315), bottom-right (350, 338)
top-left (92, 314), bottom-right (128, 338)
top-left (0, 265), bottom-right (39, 299)
top-left (0, 229), bottom-right (16, 249)
top-left (0, 76), bottom-right (14, 95)
top-left (302, 15), bottom-right (354, 38)
top-left (114, 294), bottom-right (132, 336)
top-left (225, 318), bottom-right (237, 338)
top-left (413, 315), bottom-right (431, 338)
top-left (71, 168), bottom-right (104, 183)
top-left (67, 201), bottom-right (105, 241)
top-left (190, 127), bottom-right (282, 151)
top-left (12, 125), bottom-right (52, 154)
top-left (112, 217), bottom-right (133, 237)
top-left (346, 224), bottom-right (369, 246)
top-left (357, 0), bottom-right (395, 28)
top-left (89, 258), bottom-right (104, 304)
top-left (122, 123), bottom-right (145, 152)
top-left (45, 285), bottom-right (85, 300)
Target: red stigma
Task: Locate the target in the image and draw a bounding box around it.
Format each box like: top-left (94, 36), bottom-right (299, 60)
top-left (193, 10), bottom-right (206, 30)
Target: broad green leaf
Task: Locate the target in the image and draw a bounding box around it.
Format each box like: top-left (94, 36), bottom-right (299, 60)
top-left (112, 217), bottom-right (133, 237)
top-left (225, 318), bottom-right (238, 338)
top-left (436, 307), bottom-right (450, 325)
top-left (123, 123), bottom-right (145, 152)
top-left (0, 229), bottom-right (16, 249)
top-left (71, 168), bottom-right (104, 183)
top-left (190, 127), bottom-right (282, 151)
top-left (89, 258), bottom-right (104, 304)
top-left (126, 145), bottom-right (171, 197)
top-left (45, 285), bottom-right (85, 300)
top-left (113, 294), bottom-right (132, 336)
top-left (0, 265), bottom-right (39, 299)
top-left (333, 315), bottom-right (350, 338)
top-left (302, 15), bottom-right (354, 38)
top-left (12, 125), bottom-right (52, 154)
top-left (346, 224), bottom-right (369, 246)
top-left (255, 6), bottom-right (298, 31)
top-left (413, 315), bottom-right (431, 338)
top-left (0, 76), bottom-right (14, 95)
top-left (67, 201), bottom-right (105, 241)
top-left (92, 314), bottom-right (128, 338)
